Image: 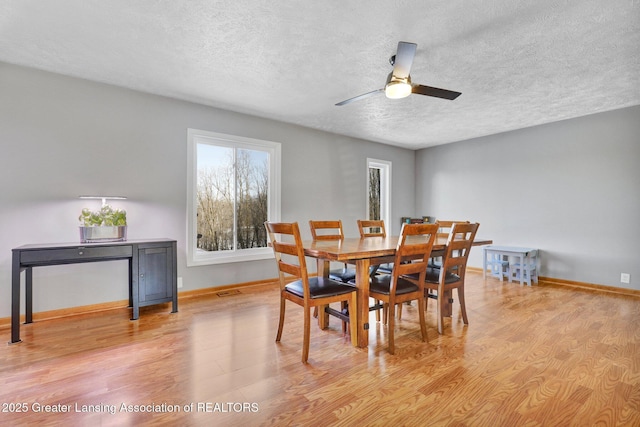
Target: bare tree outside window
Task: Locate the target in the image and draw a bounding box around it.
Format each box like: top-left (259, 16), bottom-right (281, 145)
top-left (187, 129), bottom-right (280, 266)
top-left (235, 149), bottom-right (268, 249)
top-left (366, 158), bottom-right (390, 233)
top-left (368, 167), bottom-right (381, 221)
top-left (196, 145), bottom-right (268, 252)
top-left (368, 167), bottom-right (382, 234)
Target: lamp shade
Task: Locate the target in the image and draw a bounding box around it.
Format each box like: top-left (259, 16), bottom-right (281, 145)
top-left (79, 196), bottom-right (127, 206)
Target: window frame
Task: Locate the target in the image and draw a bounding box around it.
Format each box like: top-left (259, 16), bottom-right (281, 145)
top-left (366, 158), bottom-right (391, 228)
top-left (186, 128), bottom-right (281, 266)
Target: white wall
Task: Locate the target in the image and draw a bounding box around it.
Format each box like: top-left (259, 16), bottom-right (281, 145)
top-left (0, 62), bottom-right (416, 318)
top-left (416, 105), bottom-right (640, 289)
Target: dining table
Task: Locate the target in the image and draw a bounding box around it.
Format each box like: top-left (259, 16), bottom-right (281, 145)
top-left (304, 235), bottom-right (492, 348)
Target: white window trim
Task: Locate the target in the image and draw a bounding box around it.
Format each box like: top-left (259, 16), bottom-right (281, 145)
top-left (366, 158), bottom-right (391, 228)
top-left (186, 128), bottom-right (281, 266)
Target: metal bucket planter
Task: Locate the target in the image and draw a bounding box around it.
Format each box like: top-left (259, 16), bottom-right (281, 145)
top-left (79, 226), bottom-right (127, 243)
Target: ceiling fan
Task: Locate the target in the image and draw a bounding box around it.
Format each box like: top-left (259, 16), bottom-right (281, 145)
top-left (335, 41), bottom-right (461, 106)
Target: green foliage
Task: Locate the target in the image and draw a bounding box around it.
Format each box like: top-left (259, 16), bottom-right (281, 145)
top-left (79, 204), bottom-right (127, 227)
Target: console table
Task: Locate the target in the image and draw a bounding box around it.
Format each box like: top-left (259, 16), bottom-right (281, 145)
top-left (483, 245), bottom-right (539, 286)
top-left (10, 239), bottom-right (178, 344)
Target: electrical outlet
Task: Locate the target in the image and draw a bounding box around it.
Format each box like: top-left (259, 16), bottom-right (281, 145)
top-left (178, 277), bottom-right (183, 288)
top-left (621, 273), bottom-right (630, 284)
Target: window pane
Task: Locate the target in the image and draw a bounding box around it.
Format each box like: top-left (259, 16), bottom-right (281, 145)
top-left (196, 144), bottom-right (234, 252)
top-left (236, 148), bottom-right (268, 249)
top-left (368, 167), bottom-right (381, 221)
top-left (187, 128), bottom-right (280, 266)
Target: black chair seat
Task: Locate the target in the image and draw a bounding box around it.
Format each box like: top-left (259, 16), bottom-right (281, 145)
top-left (285, 277), bottom-right (356, 299)
top-left (329, 268), bottom-right (356, 283)
top-left (428, 260), bottom-right (442, 269)
top-left (369, 274), bottom-right (420, 296)
top-left (424, 267), bottom-right (460, 284)
top-left (376, 263), bottom-right (394, 274)
top-left (404, 267), bottom-right (460, 285)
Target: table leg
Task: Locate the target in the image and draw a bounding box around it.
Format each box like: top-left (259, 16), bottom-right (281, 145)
top-left (25, 267), bottom-right (33, 324)
top-left (131, 254), bottom-right (139, 320)
top-left (317, 259), bottom-right (330, 329)
top-left (10, 253), bottom-right (22, 344)
top-left (171, 244), bottom-right (178, 313)
top-left (354, 258), bottom-right (370, 348)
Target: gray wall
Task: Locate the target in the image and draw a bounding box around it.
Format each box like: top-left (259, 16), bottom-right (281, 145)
top-left (2, 60), bottom-right (637, 321)
top-left (416, 105), bottom-right (640, 290)
top-left (0, 62), bottom-right (416, 317)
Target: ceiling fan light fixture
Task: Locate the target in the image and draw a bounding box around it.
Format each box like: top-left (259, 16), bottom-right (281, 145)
top-left (385, 77), bottom-right (412, 99)
top-left (335, 42), bottom-right (461, 106)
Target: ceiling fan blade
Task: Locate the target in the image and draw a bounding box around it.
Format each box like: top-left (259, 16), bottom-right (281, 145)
top-left (412, 84), bottom-right (461, 100)
top-left (335, 89), bottom-right (384, 106)
top-left (392, 41), bottom-right (417, 79)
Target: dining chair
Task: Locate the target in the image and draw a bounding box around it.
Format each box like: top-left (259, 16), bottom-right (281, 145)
top-left (309, 220), bottom-right (356, 283)
top-left (357, 218), bottom-right (417, 321)
top-left (368, 222), bottom-right (438, 354)
top-left (309, 220), bottom-right (356, 332)
top-left (355, 219), bottom-right (391, 321)
top-left (357, 219), bottom-right (393, 274)
top-left (424, 222), bottom-right (479, 334)
top-left (265, 221), bottom-right (358, 363)
top-left (357, 219), bottom-right (387, 238)
top-left (434, 220), bottom-right (469, 235)
top-left (429, 220), bottom-right (470, 268)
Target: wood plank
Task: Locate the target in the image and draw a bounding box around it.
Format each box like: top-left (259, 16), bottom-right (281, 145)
top-left (1, 271), bottom-right (639, 425)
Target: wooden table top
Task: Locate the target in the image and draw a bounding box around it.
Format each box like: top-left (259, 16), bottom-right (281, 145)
top-left (303, 236), bottom-right (493, 262)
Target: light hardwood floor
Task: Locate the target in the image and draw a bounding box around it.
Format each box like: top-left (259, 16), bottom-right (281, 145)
top-left (1, 271), bottom-right (639, 426)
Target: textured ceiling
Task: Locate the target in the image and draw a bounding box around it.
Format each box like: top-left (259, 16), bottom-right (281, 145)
top-left (1, 0), bottom-right (639, 149)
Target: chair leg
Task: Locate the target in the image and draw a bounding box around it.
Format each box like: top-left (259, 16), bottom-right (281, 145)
top-left (375, 299), bottom-right (381, 321)
top-left (302, 306), bottom-right (311, 363)
top-left (383, 303), bottom-right (389, 325)
top-left (417, 296), bottom-right (428, 342)
top-left (341, 301), bottom-right (348, 333)
top-left (276, 297), bottom-right (286, 342)
top-left (349, 293), bottom-right (358, 347)
top-left (437, 292), bottom-right (445, 335)
top-left (387, 300), bottom-right (395, 355)
top-left (458, 286), bottom-right (468, 325)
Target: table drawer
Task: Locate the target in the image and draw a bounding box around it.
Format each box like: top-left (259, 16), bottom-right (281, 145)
top-left (21, 245), bottom-right (133, 265)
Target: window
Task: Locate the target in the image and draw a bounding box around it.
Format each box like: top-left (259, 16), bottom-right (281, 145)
top-left (367, 158), bottom-right (391, 228)
top-left (187, 129), bottom-right (281, 266)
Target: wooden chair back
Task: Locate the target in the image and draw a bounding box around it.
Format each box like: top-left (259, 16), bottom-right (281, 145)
top-left (309, 220), bottom-right (344, 241)
top-left (439, 222), bottom-right (479, 283)
top-left (357, 219), bottom-right (386, 238)
top-left (264, 222), bottom-right (309, 295)
top-left (393, 223), bottom-right (439, 281)
top-left (435, 220), bottom-right (470, 238)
